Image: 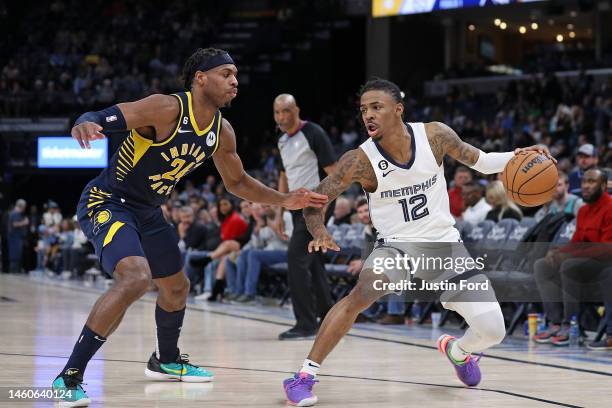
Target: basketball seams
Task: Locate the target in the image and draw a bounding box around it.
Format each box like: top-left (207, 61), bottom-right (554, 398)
top-left (516, 162), bottom-right (554, 194)
top-left (510, 153), bottom-right (533, 202)
top-left (507, 183), bottom-right (557, 195)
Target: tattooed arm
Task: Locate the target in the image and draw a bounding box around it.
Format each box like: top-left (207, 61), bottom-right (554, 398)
top-left (304, 148), bottom-right (377, 253)
top-left (424, 121), bottom-right (555, 172)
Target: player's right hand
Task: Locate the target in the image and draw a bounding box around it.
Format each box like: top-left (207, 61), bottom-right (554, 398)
top-left (71, 122), bottom-right (105, 149)
top-left (308, 232), bottom-right (340, 253)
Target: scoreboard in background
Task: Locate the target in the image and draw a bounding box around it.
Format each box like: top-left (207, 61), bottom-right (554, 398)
top-left (372, 0), bottom-right (545, 17)
top-left (37, 136), bottom-right (108, 169)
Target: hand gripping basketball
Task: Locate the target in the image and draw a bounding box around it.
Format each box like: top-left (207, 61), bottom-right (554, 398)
top-left (502, 146), bottom-right (559, 207)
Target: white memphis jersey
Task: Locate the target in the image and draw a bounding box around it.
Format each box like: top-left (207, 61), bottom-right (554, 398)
top-left (359, 122), bottom-right (458, 242)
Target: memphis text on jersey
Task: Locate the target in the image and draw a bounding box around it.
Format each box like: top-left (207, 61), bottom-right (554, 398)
top-left (379, 174), bottom-right (438, 199)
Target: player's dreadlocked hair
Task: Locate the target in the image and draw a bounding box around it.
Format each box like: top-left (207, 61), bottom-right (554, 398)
top-left (182, 48), bottom-right (227, 90)
top-left (358, 78), bottom-right (405, 105)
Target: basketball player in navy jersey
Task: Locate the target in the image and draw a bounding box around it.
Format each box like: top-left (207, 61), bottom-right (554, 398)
top-left (282, 79), bottom-right (553, 406)
top-left (51, 48), bottom-right (327, 407)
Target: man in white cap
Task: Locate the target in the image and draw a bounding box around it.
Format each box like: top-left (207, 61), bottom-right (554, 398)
top-left (569, 143), bottom-right (598, 196)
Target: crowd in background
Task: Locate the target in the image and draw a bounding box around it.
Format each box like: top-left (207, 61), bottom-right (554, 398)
top-left (1, 0), bottom-right (612, 349)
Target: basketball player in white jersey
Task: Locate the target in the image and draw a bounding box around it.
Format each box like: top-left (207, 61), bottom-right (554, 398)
top-left (282, 79), bottom-right (554, 406)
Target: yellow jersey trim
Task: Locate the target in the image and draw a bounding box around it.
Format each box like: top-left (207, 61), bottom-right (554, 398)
top-left (212, 112), bottom-right (222, 155)
top-left (131, 94), bottom-right (185, 148)
top-left (186, 91), bottom-right (215, 136)
top-left (103, 221), bottom-right (125, 247)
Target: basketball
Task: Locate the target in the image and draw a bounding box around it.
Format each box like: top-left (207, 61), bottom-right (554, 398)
top-left (502, 151), bottom-right (559, 207)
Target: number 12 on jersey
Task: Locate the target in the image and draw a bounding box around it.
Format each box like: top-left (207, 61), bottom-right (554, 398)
top-left (398, 194), bottom-right (429, 222)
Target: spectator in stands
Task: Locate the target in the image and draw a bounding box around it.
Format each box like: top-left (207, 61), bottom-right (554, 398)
top-left (485, 181), bottom-right (522, 222)
top-left (66, 221), bottom-right (89, 277)
top-left (228, 206), bottom-right (292, 304)
top-left (57, 219), bottom-right (75, 275)
top-left (460, 181), bottom-right (491, 226)
top-left (177, 206), bottom-right (207, 254)
top-left (349, 198), bottom-right (406, 325)
top-left (534, 171), bottom-right (583, 222)
top-left (448, 166), bottom-right (472, 218)
top-left (587, 301), bottom-right (612, 350)
top-left (569, 144), bottom-right (598, 196)
top-left (170, 200), bottom-right (183, 226)
top-left (327, 196), bottom-right (353, 226)
top-left (201, 197), bottom-right (249, 301)
top-left (7, 199), bottom-right (28, 272)
top-left (534, 168), bottom-right (612, 346)
top-left (273, 93), bottom-right (336, 340)
top-left (42, 201), bottom-right (62, 227)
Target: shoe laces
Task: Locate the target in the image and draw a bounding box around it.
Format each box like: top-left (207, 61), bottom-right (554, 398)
top-left (287, 375), bottom-right (318, 390)
top-left (63, 372), bottom-right (86, 391)
top-left (463, 353), bottom-right (483, 374)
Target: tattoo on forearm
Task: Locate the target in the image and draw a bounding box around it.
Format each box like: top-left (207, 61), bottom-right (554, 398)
top-left (427, 121), bottom-right (479, 166)
top-left (303, 149), bottom-right (376, 237)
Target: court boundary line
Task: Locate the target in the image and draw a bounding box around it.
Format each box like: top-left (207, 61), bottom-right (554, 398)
top-left (0, 352), bottom-right (583, 408)
top-left (8, 275), bottom-right (612, 378)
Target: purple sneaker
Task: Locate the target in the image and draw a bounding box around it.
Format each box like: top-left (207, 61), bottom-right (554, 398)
top-left (437, 334), bottom-right (482, 387)
top-left (283, 372), bottom-right (318, 406)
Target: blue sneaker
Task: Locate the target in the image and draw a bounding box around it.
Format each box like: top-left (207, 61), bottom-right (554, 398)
top-left (145, 352), bottom-right (214, 382)
top-left (52, 368), bottom-right (91, 407)
top-left (437, 334), bottom-right (482, 387)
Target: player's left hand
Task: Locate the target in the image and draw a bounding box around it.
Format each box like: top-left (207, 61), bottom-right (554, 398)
top-left (282, 188), bottom-right (328, 210)
top-left (514, 145), bottom-right (557, 164)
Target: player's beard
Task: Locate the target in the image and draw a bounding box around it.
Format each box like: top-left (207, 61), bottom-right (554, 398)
top-left (583, 187), bottom-right (603, 204)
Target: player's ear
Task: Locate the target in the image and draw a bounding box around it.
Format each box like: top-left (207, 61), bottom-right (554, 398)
top-left (396, 102), bottom-right (404, 117)
top-left (194, 71), bottom-right (207, 88)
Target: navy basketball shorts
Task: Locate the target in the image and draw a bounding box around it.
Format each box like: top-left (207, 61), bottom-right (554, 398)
top-left (76, 182), bottom-right (182, 278)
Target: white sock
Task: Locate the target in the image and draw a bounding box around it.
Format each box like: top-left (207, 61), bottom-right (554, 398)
top-left (299, 359), bottom-right (320, 376)
top-left (450, 340), bottom-right (470, 363)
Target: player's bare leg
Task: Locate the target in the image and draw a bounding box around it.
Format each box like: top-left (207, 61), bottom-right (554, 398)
top-left (52, 256), bottom-right (152, 407)
top-left (85, 257), bottom-right (152, 336)
top-left (283, 269), bottom-right (387, 406)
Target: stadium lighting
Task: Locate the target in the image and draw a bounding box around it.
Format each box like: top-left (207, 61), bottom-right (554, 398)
top-left (567, 24), bottom-right (574, 30)
top-left (494, 18), bottom-right (501, 26)
top-left (556, 34), bottom-right (564, 42)
top-left (570, 10), bottom-right (577, 17)
top-left (468, 24), bottom-right (476, 31)
top-left (569, 31), bottom-right (576, 38)
top-left (519, 26), bottom-right (527, 34)
top-left (500, 22), bottom-right (507, 30)
top-left (531, 22), bottom-right (539, 30)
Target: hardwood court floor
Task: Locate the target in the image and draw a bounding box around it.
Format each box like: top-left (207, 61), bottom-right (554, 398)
top-left (1, 274), bottom-right (611, 408)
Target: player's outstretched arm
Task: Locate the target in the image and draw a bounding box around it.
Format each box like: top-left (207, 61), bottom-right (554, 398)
top-left (71, 94), bottom-right (179, 149)
top-left (424, 121), bottom-right (556, 174)
top-left (304, 148), bottom-right (376, 253)
top-left (214, 119), bottom-right (328, 209)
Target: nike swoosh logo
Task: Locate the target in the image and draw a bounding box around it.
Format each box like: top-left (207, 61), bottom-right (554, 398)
top-left (94, 336), bottom-right (106, 342)
top-left (307, 362), bottom-right (319, 367)
top-left (177, 128), bottom-right (192, 134)
top-left (162, 366), bottom-right (187, 375)
top-left (382, 169), bottom-right (396, 177)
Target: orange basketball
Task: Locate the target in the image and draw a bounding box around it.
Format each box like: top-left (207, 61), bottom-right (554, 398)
top-left (501, 151), bottom-right (558, 207)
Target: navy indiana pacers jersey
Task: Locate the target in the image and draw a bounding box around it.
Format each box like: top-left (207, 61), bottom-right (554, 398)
top-left (97, 91), bottom-right (221, 208)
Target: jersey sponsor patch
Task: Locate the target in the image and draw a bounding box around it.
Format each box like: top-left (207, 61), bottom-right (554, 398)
top-left (105, 115), bottom-right (117, 122)
top-left (206, 131), bottom-right (216, 146)
top-left (378, 160), bottom-right (389, 170)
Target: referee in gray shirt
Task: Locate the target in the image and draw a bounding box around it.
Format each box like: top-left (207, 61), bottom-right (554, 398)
top-left (273, 94), bottom-right (337, 340)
